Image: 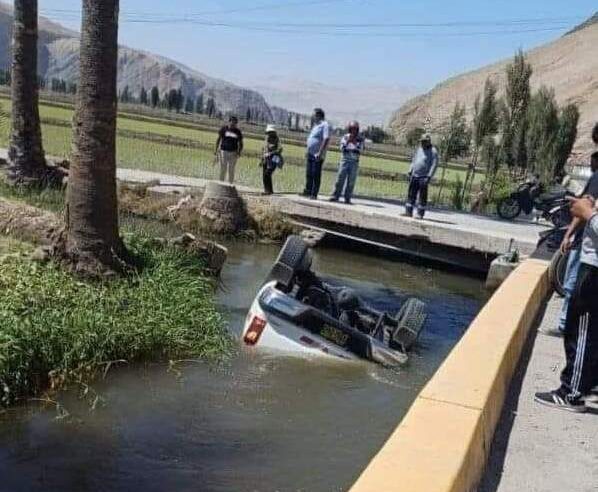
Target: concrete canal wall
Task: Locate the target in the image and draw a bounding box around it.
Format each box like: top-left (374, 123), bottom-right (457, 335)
top-left (350, 258), bottom-right (551, 492)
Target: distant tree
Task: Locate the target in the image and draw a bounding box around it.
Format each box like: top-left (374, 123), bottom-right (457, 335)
top-left (195, 93), bottom-right (204, 114)
top-left (206, 97), bottom-right (216, 118)
top-left (68, 82), bottom-right (77, 95)
top-left (150, 86), bottom-right (160, 108)
top-left (166, 88), bottom-right (177, 111)
top-left (294, 113), bottom-right (300, 131)
top-left (119, 85), bottom-right (131, 103)
top-left (463, 77), bottom-right (499, 199)
top-left (525, 86), bottom-right (559, 183)
top-left (553, 104), bottom-right (580, 179)
top-left (405, 127), bottom-right (426, 148)
top-left (435, 102), bottom-right (471, 202)
top-left (175, 88), bottom-right (184, 113)
top-left (500, 50), bottom-right (532, 172)
top-left (184, 96), bottom-right (194, 113)
top-left (287, 112), bottom-right (293, 129)
top-left (363, 126), bottom-right (389, 144)
top-left (246, 107), bottom-right (252, 122)
top-left (139, 86), bottom-right (148, 105)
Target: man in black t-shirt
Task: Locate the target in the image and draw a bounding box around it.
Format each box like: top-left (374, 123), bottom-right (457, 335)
top-left (215, 116), bottom-right (243, 184)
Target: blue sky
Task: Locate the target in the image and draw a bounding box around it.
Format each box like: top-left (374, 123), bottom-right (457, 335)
top-left (40, 0), bottom-right (596, 90)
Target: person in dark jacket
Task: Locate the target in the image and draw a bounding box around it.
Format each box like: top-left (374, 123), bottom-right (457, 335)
top-left (261, 125), bottom-right (283, 195)
top-left (215, 116), bottom-right (243, 184)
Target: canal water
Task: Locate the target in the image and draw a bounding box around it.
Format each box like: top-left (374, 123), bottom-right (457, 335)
top-left (0, 241), bottom-right (487, 492)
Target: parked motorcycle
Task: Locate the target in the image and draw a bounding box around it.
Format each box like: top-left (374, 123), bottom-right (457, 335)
top-left (536, 201), bottom-right (577, 297)
top-left (497, 176), bottom-right (572, 227)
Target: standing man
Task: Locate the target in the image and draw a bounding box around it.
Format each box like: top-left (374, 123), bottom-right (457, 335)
top-left (330, 121), bottom-right (364, 205)
top-left (404, 133), bottom-right (439, 219)
top-left (303, 108), bottom-right (330, 200)
top-left (548, 152), bottom-right (598, 336)
top-left (535, 194), bottom-right (598, 413)
top-left (215, 115), bottom-right (243, 184)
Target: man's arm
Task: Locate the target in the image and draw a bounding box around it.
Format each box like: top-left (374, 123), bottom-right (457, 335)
top-left (427, 149), bottom-right (439, 180)
top-left (316, 123), bottom-right (330, 159)
top-left (561, 217), bottom-right (583, 253)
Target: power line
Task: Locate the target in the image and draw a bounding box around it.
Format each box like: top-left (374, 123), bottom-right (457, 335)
top-left (41, 0), bottom-right (360, 18)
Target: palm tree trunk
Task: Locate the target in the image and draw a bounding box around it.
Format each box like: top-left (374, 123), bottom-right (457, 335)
top-left (8, 0), bottom-right (47, 184)
top-left (66, 0), bottom-right (126, 273)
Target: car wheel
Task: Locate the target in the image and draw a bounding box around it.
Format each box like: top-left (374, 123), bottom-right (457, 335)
top-left (393, 298), bottom-right (427, 352)
top-left (267, 235), bottom-right (310, 290)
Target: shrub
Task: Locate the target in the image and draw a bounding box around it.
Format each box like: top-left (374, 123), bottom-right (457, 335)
top-left (0, 235), bottom-right (231, 407)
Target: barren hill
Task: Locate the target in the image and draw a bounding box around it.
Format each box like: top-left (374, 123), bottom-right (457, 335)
top-left (390, 14), bottom-right (598, 161)
top-left (0, 2), bottom-right (286, 122)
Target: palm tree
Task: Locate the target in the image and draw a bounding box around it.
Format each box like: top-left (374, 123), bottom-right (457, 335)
top-left (8, 0), bottom-right (47, 185)
top-left (66, 0), bottom-right (126, 272)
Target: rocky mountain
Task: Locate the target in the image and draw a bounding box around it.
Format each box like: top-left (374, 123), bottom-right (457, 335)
top-left (0, 2), bottom-right (286, 123)
top-left (390, 13), bottom-right (598, 160)
top-left (251, 75), bottom-right (419, 127)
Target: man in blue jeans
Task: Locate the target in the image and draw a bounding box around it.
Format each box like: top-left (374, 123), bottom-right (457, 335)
top-left (329, 121), bottom-right (364, 205)
top-left (549, 153), bottom-right (598, 336)
top-left (303, 108), bottom-right (330, 200)
top-left (404, 133), bottom-right (439, 219)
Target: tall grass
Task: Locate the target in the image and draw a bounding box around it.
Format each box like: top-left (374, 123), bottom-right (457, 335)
top-left (0, 235), bottom-right (231, 407)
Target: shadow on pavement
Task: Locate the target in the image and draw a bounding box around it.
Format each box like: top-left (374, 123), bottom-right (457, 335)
top-left (477, 302), bottom-right (546, 492)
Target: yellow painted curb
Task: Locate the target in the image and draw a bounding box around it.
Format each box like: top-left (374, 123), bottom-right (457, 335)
top-left (350, 259), bottom-right (550, 492)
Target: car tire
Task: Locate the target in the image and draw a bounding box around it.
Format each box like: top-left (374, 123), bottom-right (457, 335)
top-left (549, 249), bottom-right (569, 298)
top-left (393, 298), bottom-right (427, 352)
top-left (497, 197), bottom-right (522, 220)
top-left (267, 235), bottom-right (310, 289)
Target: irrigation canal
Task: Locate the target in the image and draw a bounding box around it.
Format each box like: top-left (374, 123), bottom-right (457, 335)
top-left (0, 240), bottom-right (488, 492)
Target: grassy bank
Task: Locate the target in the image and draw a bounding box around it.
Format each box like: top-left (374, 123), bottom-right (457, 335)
top-left (0, 234), bottom-right (231, 408)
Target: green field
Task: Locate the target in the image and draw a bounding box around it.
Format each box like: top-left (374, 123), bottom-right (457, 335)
top-left (0, 98), bottom-right (481, 203)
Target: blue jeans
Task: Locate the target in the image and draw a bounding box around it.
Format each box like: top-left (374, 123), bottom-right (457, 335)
top-left (304, 154), bottom-right (323, 198)
top-left (333, 159), bottom-right (359, 201)
top-left (559, 247), bottom-right (581, 332)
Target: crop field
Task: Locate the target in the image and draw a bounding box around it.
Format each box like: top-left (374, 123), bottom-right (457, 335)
top-left (0, 97), bottom-right (481, 203)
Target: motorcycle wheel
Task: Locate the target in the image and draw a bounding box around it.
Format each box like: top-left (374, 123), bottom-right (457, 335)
top-left (549, 248), bottom-right (569, 298)
top-left (497, 197), bottom-right (522, 220)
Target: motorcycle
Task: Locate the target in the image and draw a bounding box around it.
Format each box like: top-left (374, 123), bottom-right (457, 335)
top-left (497, 176), bottom-right (572, 227)
top-left (536, 201), bottom-right (577, 297)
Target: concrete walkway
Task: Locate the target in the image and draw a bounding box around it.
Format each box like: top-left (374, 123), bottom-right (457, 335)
top-left (116, 168), bottom-right (547, 269)
top-left (480, 295), bottom-right (598, 492)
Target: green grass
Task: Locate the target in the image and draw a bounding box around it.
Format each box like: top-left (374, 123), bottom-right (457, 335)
top-left (0, 98), bottom-right (482, 204)
top-left (0, 234), bottom-right (231, 407)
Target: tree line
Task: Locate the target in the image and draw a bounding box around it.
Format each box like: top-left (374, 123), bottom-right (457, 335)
top-left (405, 50), bottom-right (580, 209)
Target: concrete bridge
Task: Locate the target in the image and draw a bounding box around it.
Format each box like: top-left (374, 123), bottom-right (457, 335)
top-left (115, 168), bottom-right (547, 273)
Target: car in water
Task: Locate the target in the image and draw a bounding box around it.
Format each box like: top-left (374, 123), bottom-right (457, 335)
top-left (242, 236), bottom-right (427, 367)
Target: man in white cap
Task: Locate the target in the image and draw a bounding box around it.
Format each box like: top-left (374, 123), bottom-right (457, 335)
top-left (404, 133), bottom-right (438, 219)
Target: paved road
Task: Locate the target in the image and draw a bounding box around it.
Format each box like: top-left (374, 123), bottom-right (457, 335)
top-left (480, 295), bottom-right (598, 492)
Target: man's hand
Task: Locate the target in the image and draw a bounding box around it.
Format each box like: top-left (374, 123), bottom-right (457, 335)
top-left (569, 196), bottom-right (595, 221)
top-left (314, 152), bottom-right (321, 161)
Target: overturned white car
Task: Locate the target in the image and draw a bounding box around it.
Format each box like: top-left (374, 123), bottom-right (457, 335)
top-left (242, 236), bottom-right (427, 367)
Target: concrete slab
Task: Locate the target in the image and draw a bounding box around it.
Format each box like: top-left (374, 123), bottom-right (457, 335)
top-left (479, 295), bottom-right (598, 492)
top-left (115, 168), bottom-right (548, 272)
